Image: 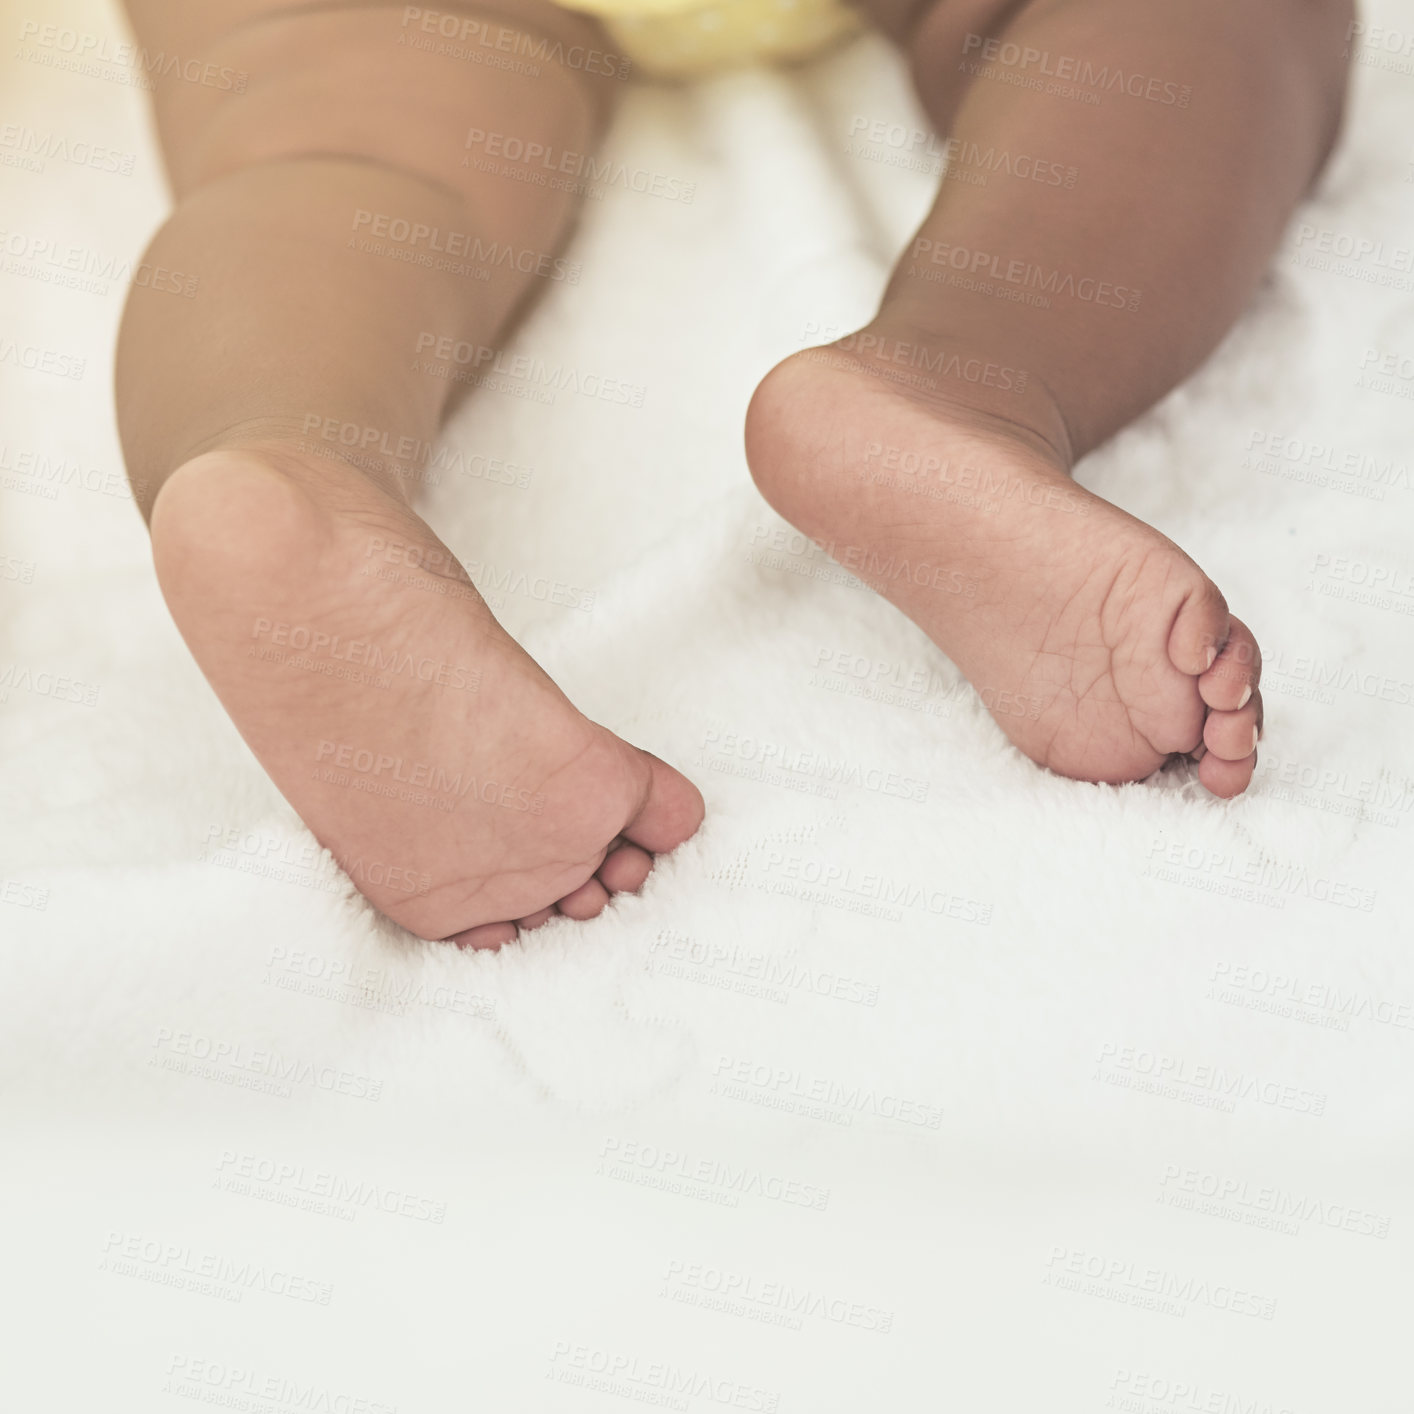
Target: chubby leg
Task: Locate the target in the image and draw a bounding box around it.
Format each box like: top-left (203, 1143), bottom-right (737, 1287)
top-left (748, 0), bottom-right (1350, 796)
top-left (118, 0), bottom-right (702, 945)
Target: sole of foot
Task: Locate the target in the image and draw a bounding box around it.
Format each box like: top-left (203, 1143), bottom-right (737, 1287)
top-left (150, 444), bottom-right (704, 947)
top-left (745, 335), bottom-right (1262, 798)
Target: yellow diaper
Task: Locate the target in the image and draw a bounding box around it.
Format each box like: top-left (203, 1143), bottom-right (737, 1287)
top-left (558, 0), bottom-right (865, 78)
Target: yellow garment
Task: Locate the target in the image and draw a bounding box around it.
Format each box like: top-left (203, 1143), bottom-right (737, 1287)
top-left (560, 0), bottom-right (864, 77)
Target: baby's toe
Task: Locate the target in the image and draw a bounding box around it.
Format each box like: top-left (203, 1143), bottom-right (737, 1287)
top-left (1203, 691), bottom-right (1262, 761)
top-left (450, 920), bottom-right (519, 950)
top-left (556, 875), bottom-right (611, 920)
top-left (1198, 747), bottom-right (1258, 799)
top-left (598, 841), bottom-right (654, 895)
top-left (515, 906), bottom-right (558, 931)
top-left (1199, 615), bottom-right (1261, 711)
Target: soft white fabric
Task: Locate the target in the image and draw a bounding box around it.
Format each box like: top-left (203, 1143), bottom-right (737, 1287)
top-left (3, 2), bottom-right (1412, 1406)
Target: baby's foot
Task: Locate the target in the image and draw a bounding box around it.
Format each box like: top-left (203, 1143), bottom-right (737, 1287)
top-left (150, 444), bottom-right (703, 946)
top-left (745, 331), bottom-right (1262, 797)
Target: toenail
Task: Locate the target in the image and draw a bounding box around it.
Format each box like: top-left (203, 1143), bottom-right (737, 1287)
top-left (1205, 646), bottom-right (1217, 670)
top-left (1251, 725), bottom-right (1259, 753)
top-left (1238, 683), bottom-right (1252, 709)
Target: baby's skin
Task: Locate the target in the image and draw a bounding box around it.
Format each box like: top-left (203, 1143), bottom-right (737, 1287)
top-left (117, 0), bottom-right (1351, 944)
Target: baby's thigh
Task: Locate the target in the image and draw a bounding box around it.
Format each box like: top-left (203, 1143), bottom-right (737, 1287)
top-left (125, 0), bottom-right (616, 209)
top-left (122, 0), bottom-right (606, 71)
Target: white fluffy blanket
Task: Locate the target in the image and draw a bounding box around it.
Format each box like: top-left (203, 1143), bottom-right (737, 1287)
top-left (3, 0), bottom-right (1411, 1406)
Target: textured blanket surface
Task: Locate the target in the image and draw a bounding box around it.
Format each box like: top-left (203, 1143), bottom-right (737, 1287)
top-left (3, 1), bottom-right (1412, 1407)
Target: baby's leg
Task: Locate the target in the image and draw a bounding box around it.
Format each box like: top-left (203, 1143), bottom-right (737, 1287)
top-left (119, 0), bottom-right (702, 945)
top-left (748, 0), bottom-right (1350, 796)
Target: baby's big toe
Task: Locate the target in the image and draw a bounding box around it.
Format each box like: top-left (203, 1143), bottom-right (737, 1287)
top-left (1167, 577), bottom-right (1231, 677)
top-left (622, 751), bottom-right (706, 854)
